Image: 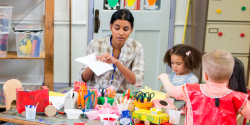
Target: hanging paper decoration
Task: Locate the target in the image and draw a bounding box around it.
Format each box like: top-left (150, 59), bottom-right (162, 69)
top-left (144, 0), bottom-right (158, 10)
top-left (127, 0), bottom-right (136, 6)
top-left (125, 0), bottom-right (136, 9)
top-left (105, 0), bottom-right (120, 10)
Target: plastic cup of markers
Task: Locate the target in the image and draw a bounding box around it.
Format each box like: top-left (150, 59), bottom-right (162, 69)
top-left (25, 105), bottom-right (37, 119)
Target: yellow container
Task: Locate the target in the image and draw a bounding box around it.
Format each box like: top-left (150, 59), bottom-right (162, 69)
top-left (134, 101), bottom-right (153, 110)
top-left (132, 109), bottom-right (169, 124)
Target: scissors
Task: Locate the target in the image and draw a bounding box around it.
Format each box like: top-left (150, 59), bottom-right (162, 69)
top-left (107, 88), bottom-right (116, 98)
top-left (138, 93), bottom-right (144, 103)
top-left (99, 87), bottom-right (107, 97)
top-left (77, 85), bottom-right (87, 109)
top-left (144, 92), bottom-right (155, 102)
top-left (132, 91), bottom-right (143, 101)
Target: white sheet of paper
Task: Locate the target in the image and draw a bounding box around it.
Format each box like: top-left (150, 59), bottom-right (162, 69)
top-left (75, 53), bottom-right (114, 76)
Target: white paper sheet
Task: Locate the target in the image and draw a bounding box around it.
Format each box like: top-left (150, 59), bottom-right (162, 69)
top-left (49, 88), bottom-right (75, 110)
top-left (75, 53), bottom-right (114, 76)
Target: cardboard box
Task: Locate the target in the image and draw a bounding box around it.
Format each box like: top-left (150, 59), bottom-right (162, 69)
top-left (16, 86), bottom-right (49, 114)
top-left (132, 109), bottom-right (169, 124)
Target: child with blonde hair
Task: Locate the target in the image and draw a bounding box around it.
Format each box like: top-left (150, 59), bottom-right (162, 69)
top-left (159, 49), bottom-right (250, 125)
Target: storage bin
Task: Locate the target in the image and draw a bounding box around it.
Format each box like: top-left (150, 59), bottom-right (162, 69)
top-left (16, 75), bottom-right (43, 85)
top-left (64, 109), bottom-right (83, 119)
top-left (14, 25), bottom-right (43, 57)
top-left (0, 33), bottom-right (9, 57)
top-left (0, 6), bottom-right (13, 32)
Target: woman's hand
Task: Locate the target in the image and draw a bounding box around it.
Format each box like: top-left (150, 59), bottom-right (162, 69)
top-left (97, 53), bottom-right (118, 64)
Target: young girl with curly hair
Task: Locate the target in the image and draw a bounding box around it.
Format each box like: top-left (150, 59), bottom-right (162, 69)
top-left (163, 44), bottom-right (202, 87)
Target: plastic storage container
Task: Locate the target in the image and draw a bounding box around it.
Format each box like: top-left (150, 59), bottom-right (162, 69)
top-left (0, 74), bottom-right (14, 84)
top-left (16, 75), bottom-right (43, 85)
top-left (64, 109), bottom-right (83, 119)
top-left (0, 6), bottom-right (13, 32)
top-left (14, 25), bottom-right (43, 57)
top-left (0, 33), bottom-right (9, 57)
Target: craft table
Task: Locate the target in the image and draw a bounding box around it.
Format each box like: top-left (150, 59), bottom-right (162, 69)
top-left (0, 87), bottom-right (185, 125)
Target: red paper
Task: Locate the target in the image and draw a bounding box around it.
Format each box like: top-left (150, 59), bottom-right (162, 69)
top-left (16, 86), bottom-right (49, 114)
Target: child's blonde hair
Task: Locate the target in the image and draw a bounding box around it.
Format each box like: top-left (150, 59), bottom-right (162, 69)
top-left (202, 49), bottom-right (234, 82)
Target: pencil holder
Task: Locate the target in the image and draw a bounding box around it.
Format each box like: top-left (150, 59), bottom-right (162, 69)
top-left (134, 101), bottom-right (153, 110)
top-left (121, 97), bottom-right (135, 112)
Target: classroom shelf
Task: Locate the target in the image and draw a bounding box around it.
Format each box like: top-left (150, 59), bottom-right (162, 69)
top-left (0, 51), bottom-right (45, 59)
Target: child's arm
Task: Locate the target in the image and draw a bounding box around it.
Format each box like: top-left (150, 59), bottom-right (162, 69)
top-left (158, 73), bottom-right (175, 97)
top-left (240, 100), bottom-right (250, 119)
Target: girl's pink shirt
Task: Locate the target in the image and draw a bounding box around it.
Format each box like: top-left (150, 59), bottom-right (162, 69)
top-left (172, 81), bottom-right (250, 125)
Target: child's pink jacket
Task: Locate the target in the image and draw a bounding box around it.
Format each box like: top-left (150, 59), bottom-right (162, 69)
top-left (172, 81), bottom-right (250, 125)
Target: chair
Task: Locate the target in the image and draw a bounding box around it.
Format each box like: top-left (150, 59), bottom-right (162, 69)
top-left (3, 79), bottom-right (22, 110)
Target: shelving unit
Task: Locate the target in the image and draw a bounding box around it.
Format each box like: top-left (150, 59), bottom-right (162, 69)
top-left (0, 0), bottom-right (54, 108)
top-left (0, 51), bottom-right (45, 59)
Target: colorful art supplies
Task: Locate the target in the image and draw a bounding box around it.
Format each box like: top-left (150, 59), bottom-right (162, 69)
top-left (119, 110), bottom-right (132, 125)
top-left (45, 105), bottom-right (57, 117)
top-left (74, 81), bottom-right (87, 91)
top-left (125, 89), bottom-right (130, 100)
top-left (107, 88), bottom-right (116, 98)
top-left (152, 99), bottom-right (176, 111)
top-left (98, 96), bottom-right (114, 106)
top-left (114, 96), bottom-right (131, 115)
top-left (49, 91), bottom-right (66, 97)
top-left (84, 89), bottom-right (97, 109)
top-left (134, 100), bottom-right (153, 110)
top-left (64, 90), bottom-right (78, 110)
top-left (74, 121), bottom-right (87, 125)
top-left (99, 87), bottom-right (107, 97)
top-left (99, 114), bottom-right (119, 122)
top-left (95, 97), bottom-right (120, 120)
top-left (132, 109), bottom-right (169, 124)
top-left (14, 25), bottom-right (43, 57)
top-left (84, 110), bottom-right (99, 120)
top-left (77, 85), bottom-right (87, 109)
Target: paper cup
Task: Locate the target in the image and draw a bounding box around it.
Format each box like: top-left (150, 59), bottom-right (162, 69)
top-left (25, 105), bottom-right (37, 119)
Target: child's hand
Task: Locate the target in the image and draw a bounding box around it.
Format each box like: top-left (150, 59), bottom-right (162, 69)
top-left (158, 73), bottom-right (169, 81)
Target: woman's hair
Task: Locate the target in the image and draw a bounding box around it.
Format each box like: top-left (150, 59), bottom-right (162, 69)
top-left (228, 57), bottom-right (248, 93)
top-left (163, 44), bottom-right (202, 71)
top-left (110, 9), bottom-right (134, 28)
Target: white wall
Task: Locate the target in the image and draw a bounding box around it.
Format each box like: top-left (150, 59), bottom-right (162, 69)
top-left (0, 0), bottom-right (188, 87)
top-left (0, 0), bottom-right (88, 86)
top-left (54, 0), bottom-right (88, 84)
top-left (174, 0), bottom-right (188, 45)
